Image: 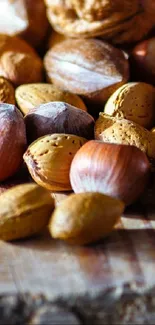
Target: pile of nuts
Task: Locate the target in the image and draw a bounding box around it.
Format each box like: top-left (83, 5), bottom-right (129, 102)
top-left (0, 0), bottom-right (155, 245)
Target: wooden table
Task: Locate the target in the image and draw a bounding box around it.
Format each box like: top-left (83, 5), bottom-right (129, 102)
top-left (0, 169), bottom-right (155, 324)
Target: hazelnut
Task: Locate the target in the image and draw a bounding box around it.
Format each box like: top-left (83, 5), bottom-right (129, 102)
top-left (95, 114), bottom-right (155, 159)
top-left (44, 39), bottom-right (129, 107)
top-left (0, 103), bottom-right (27, 181)
top-left (23, 134), bottom-right (87, 191)
top-left (49, 192), bottom-right (125, 245)
top-left (70, 141), bottom-right (150, 205)
top-left (104, 82), bottom-right (155, 129)
top-left (0, 77), bottom-right (15, 104)
top-left (16, 83), bottom-right (87, 115)
top-left (24, 102), bottom-right (94, 143)
top-left (0, 0), bottom-right (48, 47)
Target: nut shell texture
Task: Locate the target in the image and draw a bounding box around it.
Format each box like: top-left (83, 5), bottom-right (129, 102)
top-left (104, 82), bottom-right (155, 129)
top-left (70, 141), bottom-right (150, 205)
top-left (45, 0), bottom-right (155, 44)
top-left (24, 134), bottom-right (87, 191)
top-left (49, 192), bottom-right (125, 245)
top-left (0, 183), bottom-right (54, 241)
top-left (0, 103), bottom-right (27, 181)
top-left (95, 114), bottom-right (155, 159)
top-left (0, 77), bottom-right (15, 104)
top-left (16, 83), bottom-right (87, 115)
top-left (25, 102), bottom-right (94, 143)
top-left (44, 39), bottom-right (129, 102)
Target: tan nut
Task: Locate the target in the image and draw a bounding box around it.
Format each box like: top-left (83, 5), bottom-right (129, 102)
top-left (23, 134), bottom-right (87, 191)
top-left (104, 82), bottom-right (155, 129)
top-left (49, 192), bottom-right (125, 245)
top-left (0, 183), bottom-right (54, 241)
top-left (95, 113), bottom-right (155, 159)
top-left (16, 83), bottom-right (87, 115)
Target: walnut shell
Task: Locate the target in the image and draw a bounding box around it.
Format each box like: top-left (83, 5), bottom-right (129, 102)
top-left (16, 83), bottom-right (87, 115)
top-left (95, 113), bottom-right (155, 159)
top-left (23, 134), bottom-right (87, 191)
top-left (49, 192), bottom-right (125, 245)
top-left (44, 39), bottom-right (129, 105)
top-left (0, 0), bottom-right (48, 47)
top-left (0, 35), bottom-right (43, 86)
top-left (104, 82), bottom-right (155, 129)
top-left (25, 102), bottom-right (94, 143)
top-left (44, 0), bottom-right (155, 44)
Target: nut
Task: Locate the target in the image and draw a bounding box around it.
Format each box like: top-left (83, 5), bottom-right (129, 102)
top-left (0, 0), bottom-right (48, 47)
top-left (48, 30), bottom-right (67, 48)
top-left (0, 34), bottom-right (43, 86)
top-left (49, 192), bottom-right (125, 245)
top-left (23, 134), bottom-right (87, 191)
top-left (0, 183), bottom-right (54, 241)
top-left (95, 113), bottom-right (155, 159)
top-left (44, 0), bottom-right (155, 44)
top-left (0, 103), bottom-right (27, 181)
top-left (70, 141), bottom-right (150, 205)
top-left (0, 77), bottom-right (15, 104)
top-left (104, 82), bottom-right (155, 129)
top-left (24, 102), bottom-right (94, 143)
top-left (16, 83), bottom-right (87, 115)
top-left (44, 39), bottom-right (129, 105)
top-left (131, 37), bottom-right (155, 85)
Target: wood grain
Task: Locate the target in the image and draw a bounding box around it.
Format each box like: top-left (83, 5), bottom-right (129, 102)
top-left (0, 170), bottom-right (155, 301)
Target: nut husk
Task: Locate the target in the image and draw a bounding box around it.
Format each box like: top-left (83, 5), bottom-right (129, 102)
top-left (104, 82), bottom-right (155, 129)
top-left (45, 0), bottom-right (155, 44)
top-left (24, 102), bottom-right (94, 143)
top-left (0, 183), bottom-right (55, 241)
top-left (95, 113), bottom-right (155, 159)
top-left (23, 134), bottom-right (87, 191)
top-left (16, 83), bottom-right (87, 115)
top-left (49, 192), bottom-right (125, 245)
top-left (0, 0), bottom-right (48, 47)
top-left (44, 39), bottom-right (129, 105)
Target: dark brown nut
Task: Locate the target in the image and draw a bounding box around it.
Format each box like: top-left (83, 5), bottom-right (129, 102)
top-left (44, 0), bottom-right (155, 44)
top-left (15, 83), bottom-right (87, 115)
top-left (23, 134), bottom-right (87, 191)
top-left (0, 34), bottom-right (43, 86)
top-left (25, 102), bottom-right (94, 143)
top-left (131, 38), bottom-right (155, 85)
top-left (70, 141), bottom-right (150, 206)
top-left (0, 0), bottom-right (48, 47)
top-left (44, 39), bottom-right (129, 107)
top-left (95, 113), bottom-right (155, 159)
top-left (49, 192), bottom-right (125, 245)
top-left (0, 77), bottom-right (15, 104)
top-left (0, 103), bottom-right (27, 181)
top-left (104, 82), bottom-right (155, 129)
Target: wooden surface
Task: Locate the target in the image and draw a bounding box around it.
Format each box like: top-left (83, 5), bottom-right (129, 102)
top-left (0, 169), bottom-right (155, 302)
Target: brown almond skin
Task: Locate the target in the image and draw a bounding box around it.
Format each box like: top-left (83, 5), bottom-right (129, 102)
top-left (95, 114), bottom-right (155, 160)
top-left (0, 77), bottom-right (15, 104)
top-left (104, 82), bottom-right (155, 129)
top-left (0, 0), bottom-right (48, 47)
top-left (70, 141), bottom-right (151, 206)
top-left (23, 134), bottom-right (87, 191)
top-left (0, 35), bottom-right (43, 86)
top-left (131, 38), bottom-right (155, 85)
top-left (44, 39), bottom-right (129, 107)
top-left (0, 183), bottom-right (54, 241)
top-left (25, 102), bottom-right (94, 143)
top-left (49, 192), bottom-right (125, 245)
top-left (0, 103), bottom-right (27, 181)
top-left (15, 83), bottom-right (87, 115)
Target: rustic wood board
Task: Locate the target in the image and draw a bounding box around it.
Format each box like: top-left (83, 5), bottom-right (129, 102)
top-left (0, 169), bottom-right (155, 304)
